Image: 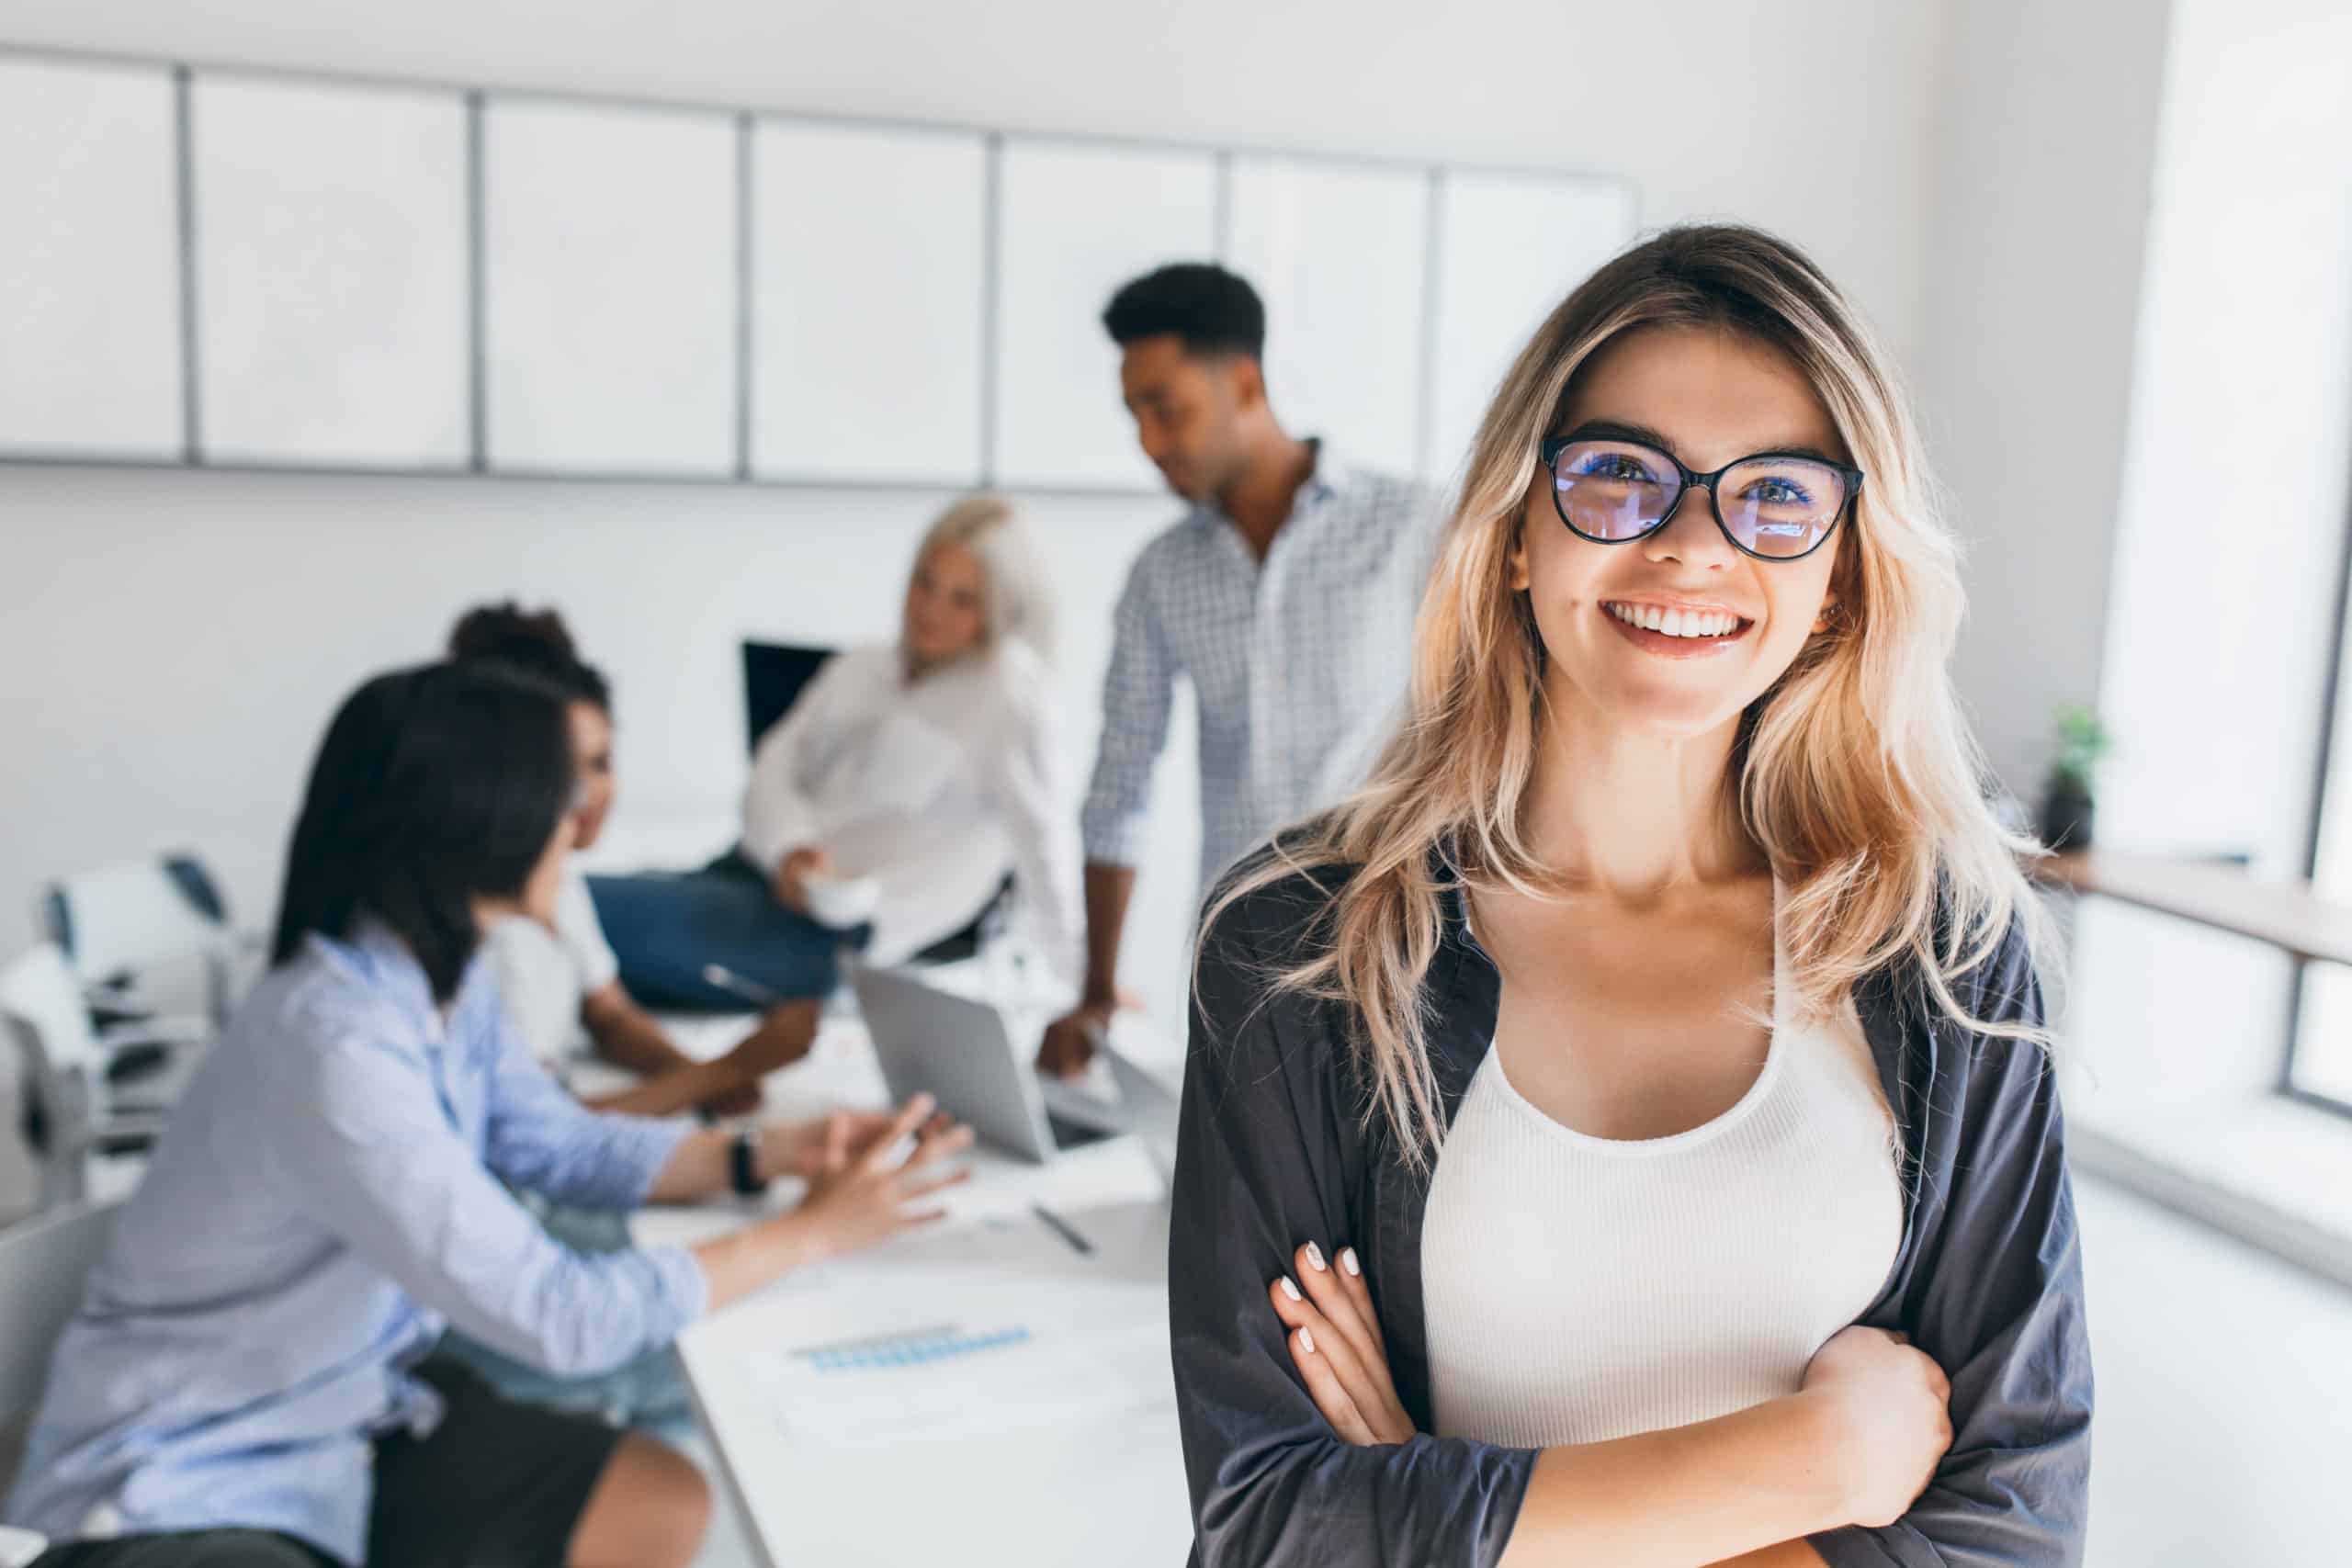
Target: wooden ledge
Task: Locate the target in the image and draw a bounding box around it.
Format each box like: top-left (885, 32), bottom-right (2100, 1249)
top-left (2035, 849), bottom-right (2352, 969)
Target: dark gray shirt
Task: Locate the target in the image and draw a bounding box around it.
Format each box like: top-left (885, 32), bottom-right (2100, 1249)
top-left (1169, 861), bottom-right (2092, 1566)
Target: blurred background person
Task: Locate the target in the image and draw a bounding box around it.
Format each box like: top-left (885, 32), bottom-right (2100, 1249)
top-left (1038, 264), bottom-right (1444, 1077)
top-left (591, 494), bottom-right (1082, 1010)
top-left (450, 603), bottom-right (817, 1119)
top-left (6, 661), bottom-right (968, 1568)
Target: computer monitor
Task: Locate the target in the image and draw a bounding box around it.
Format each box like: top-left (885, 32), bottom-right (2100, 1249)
top-left (740, 640), bottom-right (835, 755)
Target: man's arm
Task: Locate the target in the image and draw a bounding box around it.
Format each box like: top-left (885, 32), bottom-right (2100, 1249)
top-left (575, 981), bottom-right (752, 1118)
top-left (1037, 862), bottom-right (1137, 1075)
top-left (577, 983), bottom-right (814, 1119)
top-left (1041, 551), bottom-right (1174, 1074)
top-left (1077, 860), bottom-right (1139, 1009)
top-left (582, 981), bottom-right (699, 1078)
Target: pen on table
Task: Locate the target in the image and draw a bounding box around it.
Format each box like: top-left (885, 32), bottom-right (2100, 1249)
top-left (690, 964), bottom-right (789, 1124)
top-left (703, 962), bottom-right (785, 1007)
top-left (1032, 1202), bottom-right (1094, 1257)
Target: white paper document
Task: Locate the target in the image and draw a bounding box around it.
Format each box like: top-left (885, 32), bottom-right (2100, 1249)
top-left (750, 1204), bottom-right (1174, 1450)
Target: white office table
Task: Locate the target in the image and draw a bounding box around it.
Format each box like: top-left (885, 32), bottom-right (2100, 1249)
top-left (628, 1017), bottom-right (1196, 1568)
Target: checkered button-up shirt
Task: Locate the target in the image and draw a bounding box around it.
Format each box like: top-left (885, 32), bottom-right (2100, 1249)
top-left (1080, 448), bottom-right (1444, 891)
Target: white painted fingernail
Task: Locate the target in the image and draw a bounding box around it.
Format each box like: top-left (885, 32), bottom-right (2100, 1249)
top-left (1298, 1327), bottom-right (1315, 1354)
top-left (1340, 1247), bottom-right (1361, 1277)
top-left (1280, 1276), bottom-right (1302, 1302)
top-left (1306, 1242), bottom-right (1327, 1272)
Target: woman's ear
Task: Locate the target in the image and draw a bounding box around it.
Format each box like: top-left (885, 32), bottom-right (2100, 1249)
top-left (1812, 594), bottom-right (1840, 636)
top-left (1508, 525), bottom-right (1532, 592)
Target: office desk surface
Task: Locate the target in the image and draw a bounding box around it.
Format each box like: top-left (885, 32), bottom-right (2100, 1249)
top-left (629, 1015), bottom-right (1193, 1568)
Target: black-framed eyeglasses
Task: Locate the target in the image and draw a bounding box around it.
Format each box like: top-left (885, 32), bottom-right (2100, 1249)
top-left (1539, 429), bottom-right (1861, 562)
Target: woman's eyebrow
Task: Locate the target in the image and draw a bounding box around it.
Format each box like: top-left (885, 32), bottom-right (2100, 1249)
top-left (1563, 418), bottom-right (1848, 467)
top-left (1564, 417), bottom-right (1682, 453)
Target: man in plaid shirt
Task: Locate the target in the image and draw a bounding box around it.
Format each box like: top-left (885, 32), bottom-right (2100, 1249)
top-left (1037, 263), bottom-right (1444, 1077)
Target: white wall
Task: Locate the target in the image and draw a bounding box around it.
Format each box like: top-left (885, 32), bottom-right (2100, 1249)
top-left (0, 0), bottom-right (1951, 370)
top-left (0, 0), bottom-right (1963, 1029)
top-left (1915, 0), bottom-right (2174, 801)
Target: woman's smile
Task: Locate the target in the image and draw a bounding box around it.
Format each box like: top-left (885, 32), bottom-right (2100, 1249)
top-left (1598, 597), bottom-right (1756, 658)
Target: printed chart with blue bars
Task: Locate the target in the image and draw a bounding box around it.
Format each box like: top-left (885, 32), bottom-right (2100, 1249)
top-left (795, 1325), bottom-right (1033, 1375)
top-left (763, 1319), bottom-right (1080, 1447)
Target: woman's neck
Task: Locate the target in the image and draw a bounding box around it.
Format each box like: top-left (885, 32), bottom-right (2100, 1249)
top-left (1519, 697), bottom-right (1761, 898)
top-left (469, 894), bottom-right (525, 934)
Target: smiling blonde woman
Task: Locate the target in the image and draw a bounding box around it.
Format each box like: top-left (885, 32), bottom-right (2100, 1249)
top-left (1167, 225), bottom-right (2090, 1568)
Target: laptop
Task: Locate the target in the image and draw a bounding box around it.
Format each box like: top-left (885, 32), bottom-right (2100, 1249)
top-left (1100, 1034), bottom-right (1182, 1179)
top-left (848, 964), bottom-right (1129, 1164)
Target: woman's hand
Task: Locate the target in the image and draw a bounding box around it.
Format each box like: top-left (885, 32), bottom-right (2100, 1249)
top-left (783, 1095), bottom-right (974, 1263)
top-left (1267, 1239), bottom-right (1418, 1447)
top-left (761, 1101), bottom-right (956, 1184)
top-left (1800, 1325), bottom-right (1954, 1528)
top-left (773, 845), bottom-right (831, 915)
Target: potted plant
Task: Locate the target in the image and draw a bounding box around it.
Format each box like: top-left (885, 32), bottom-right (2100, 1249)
top-left (2039, 704), bottom-right (2110, 851)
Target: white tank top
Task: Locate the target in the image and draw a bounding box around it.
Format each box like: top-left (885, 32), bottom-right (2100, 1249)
top-left (1419, 912), bottom-right (1901, 1448)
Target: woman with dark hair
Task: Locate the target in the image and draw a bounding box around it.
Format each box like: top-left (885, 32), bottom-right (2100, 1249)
top-left (7, 662), bottom-right (969, 1568)
top-left (447, 602), bottom-right (812, 1118)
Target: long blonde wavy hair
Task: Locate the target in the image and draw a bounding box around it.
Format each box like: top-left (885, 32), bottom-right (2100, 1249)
top-left (1206, 222), bottom-right (2054, 1169)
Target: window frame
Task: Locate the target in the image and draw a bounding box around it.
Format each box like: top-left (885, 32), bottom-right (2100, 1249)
top-left (2282, 464), bottom-right (2352, 1119)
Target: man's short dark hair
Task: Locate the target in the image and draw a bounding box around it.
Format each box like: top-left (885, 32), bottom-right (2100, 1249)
top-left (1102, 264), bottom-right (1265, 360)
top-left (447, 601), bottom-right (611, 712)
top-left (270, 662), bottom-right (572, 1001)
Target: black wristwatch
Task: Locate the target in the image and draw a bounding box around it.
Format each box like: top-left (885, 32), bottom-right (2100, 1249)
top-left (729, 1127), bottom-right (768, 1199)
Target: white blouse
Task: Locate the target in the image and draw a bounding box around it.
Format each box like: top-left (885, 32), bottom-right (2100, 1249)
top-left (740, 639), bottom-right (1083, 991)
top-left (482, 861), bottom-right (618, 1066)
top-left (1419, 915), bottom-right (1901, 1449)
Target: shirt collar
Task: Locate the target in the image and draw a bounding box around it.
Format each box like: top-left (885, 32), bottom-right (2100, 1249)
top-left (1184, 436), bottom-right (1353, 533)
top-left (307, 919), bottom-right (491, 1043)
top-left (1298, 437), bottom-right (1356, 503)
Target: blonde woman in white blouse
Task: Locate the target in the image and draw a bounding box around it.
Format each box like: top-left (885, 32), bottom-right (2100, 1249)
top-left (592, 495), bottom-right (1084, 1009)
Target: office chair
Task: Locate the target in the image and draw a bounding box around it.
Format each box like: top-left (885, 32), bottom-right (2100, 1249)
top-left (40, 853), bottom-right (254, 1034)
top-left (740, 640), bottom-right (837, 757)
top-left (737, 638), bottom-right (1012, 967)
top-left (0, 1198), bottom-right (119, 1520)
top-left (1, 945), bottom-right (179, 1213)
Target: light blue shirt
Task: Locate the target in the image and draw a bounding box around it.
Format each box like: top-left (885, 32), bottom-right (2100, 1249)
top-left (6, 924), bottom-right (706, 1562)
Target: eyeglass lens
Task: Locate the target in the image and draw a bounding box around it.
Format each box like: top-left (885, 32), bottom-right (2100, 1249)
top-left (1549, 438), bottom-right (1847, 558)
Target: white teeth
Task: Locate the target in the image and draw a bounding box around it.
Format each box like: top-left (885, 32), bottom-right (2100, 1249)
top-left (1607, 603), bottom-right (1741, 639)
